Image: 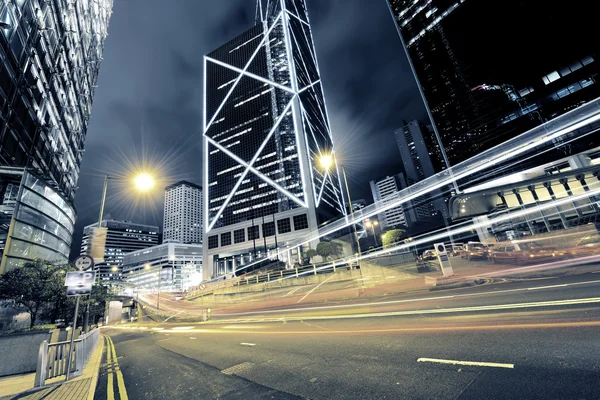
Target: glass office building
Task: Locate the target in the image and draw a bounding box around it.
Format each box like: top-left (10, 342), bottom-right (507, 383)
top-left (0, 167), bottom-right (75, 272)
top-left (387, 0), bottom-right (600, 166)
top-left (203, 0), bottom-right (345, 278)
top-left (0, 0), bottom-right (112, 271)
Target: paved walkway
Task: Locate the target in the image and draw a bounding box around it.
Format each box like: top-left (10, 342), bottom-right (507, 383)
top-left (0, 336), bottom-right (104, 400)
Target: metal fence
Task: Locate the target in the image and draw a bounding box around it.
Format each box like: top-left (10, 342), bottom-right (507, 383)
top-left (34, 328), bottom-right (100, 387)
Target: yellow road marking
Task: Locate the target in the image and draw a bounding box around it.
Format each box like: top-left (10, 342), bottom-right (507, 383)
top-left (106, 335), bottom-right (129, 400)
top-left (417, 357), bottom-right (514, 369)
top-left (105, 336), bottom-right (114, 400)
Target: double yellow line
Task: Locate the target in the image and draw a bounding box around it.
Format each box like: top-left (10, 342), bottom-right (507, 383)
top-left (105, 335), bottom-right (129, 400)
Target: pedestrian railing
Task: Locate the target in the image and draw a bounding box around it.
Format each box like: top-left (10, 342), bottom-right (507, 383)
top-left (34, 328), bottom-right (100, 387)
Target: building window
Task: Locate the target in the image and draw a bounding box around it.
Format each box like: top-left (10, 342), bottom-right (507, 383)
top-left (277, 218), bottom-right (291, 234)
top-left (293, 214), bottom-right (309, 230)
top-left (221, 232), bottom-right (231, 247)
top-left (208, 235), bottom-right (218, 249)
top-left (248, 225), bottom-right (259, 240)
top-left (234, 229), bottom-right (245, 243)
top-left (263, 221), bottom-right (275, 237)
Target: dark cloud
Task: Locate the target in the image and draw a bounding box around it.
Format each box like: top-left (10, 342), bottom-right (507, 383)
top-left (70, 0), bottom-right (426, 256)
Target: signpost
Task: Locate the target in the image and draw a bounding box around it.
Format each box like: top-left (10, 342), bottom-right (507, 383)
top-left (64, 256), bottom-right (95, 380)
top-left (434, 242), bottom-right (454, 277)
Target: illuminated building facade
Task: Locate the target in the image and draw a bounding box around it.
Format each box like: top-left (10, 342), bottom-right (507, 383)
top-left (387, 0), bottom-right (600, 166)
top-left (0, 0), bottom-right (112, 270)
top-left (202, 0), bottom-right (345, 278)
top-left (81, 219), bottom-right (158, 283)
top-left (122, 242), bottom-right (203, 293)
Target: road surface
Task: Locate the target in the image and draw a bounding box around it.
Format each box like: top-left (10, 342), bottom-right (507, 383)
top-left (96, 272), bottom-right (600, 399)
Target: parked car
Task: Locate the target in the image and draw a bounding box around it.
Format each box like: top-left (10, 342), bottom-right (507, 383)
top-left (461, 242), bottom-right (489, 260)
top-left (490, 241), bottom-right (563, 264)
top-left (422, 249), bottom-right (437, 261)
top-left (446, 243), bottom-right (463, 256)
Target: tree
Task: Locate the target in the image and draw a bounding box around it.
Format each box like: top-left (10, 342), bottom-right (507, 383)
top-left (305, 249), bottom-right (317, 261)
top-left (316, 242), bottom-right (334, 260)
top-left (381, 229), bottom-right (406, 249)
top-left (0, 260), bottom-right (72, 328)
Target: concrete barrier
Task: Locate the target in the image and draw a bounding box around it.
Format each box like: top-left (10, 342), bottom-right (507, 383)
top-left (0, 330), bottom-right (51, 377)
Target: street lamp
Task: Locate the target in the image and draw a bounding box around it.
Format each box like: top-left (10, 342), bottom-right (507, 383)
top-left (364, 220), bottom-right (379, 247)
top-left (97, 172), bottom-right (156, 228)
top-left (318, 154), bottom-right (362, 257)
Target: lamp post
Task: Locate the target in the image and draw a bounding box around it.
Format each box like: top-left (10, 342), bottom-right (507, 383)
top-left (318, 154), bottom-right (362, 257)
top-left (97, 173), bottom-right (155, 226)
top-left (154, 272), bottom-right (161, 310)
top-left (364, 220), bottom-right (379, 247)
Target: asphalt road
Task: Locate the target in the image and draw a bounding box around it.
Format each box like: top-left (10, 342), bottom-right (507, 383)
top-left (96, 273), bottom-right (600, 400)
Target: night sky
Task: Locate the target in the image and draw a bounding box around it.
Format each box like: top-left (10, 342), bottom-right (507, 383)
top-left (70, 0), bottom-right (427, 256)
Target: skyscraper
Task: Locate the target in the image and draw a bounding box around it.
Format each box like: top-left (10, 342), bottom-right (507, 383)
top-left (395, 120), bottom-right (448, 220)
top-left (370, 173), bottom-right (432, 230)
top-left (370, 175), bottom-right (408, 230)
top-left (163, 181), bottom-right (203, 244)
top-left (80, 219), bottom-right (159, 283)
top-left (202, 0), bottom-right (345, 278)
top-left (0, 0), bottom-right (112, 271)
top-left (387, 0), bottom-right (600, 166)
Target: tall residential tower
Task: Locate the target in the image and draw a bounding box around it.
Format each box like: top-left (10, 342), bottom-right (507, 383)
top-left (163, 181), bottom-right (203, 244)
top-left (203, 0), bottom-right (345, 278)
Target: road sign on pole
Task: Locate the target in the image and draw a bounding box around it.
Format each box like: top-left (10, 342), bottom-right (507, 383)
top-left (65, 271), bottom-right (96, 296)
top-left (434, 242), bottom-right (454, 277)
top-left (74, 255), bottom-right (94, 271)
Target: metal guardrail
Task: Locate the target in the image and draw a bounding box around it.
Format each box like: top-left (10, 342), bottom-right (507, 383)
top-left (34, 328), bottom-right (100, 387)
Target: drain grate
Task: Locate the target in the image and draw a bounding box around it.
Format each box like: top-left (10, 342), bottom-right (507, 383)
top-left (221, 362), bottom-right (255, 376)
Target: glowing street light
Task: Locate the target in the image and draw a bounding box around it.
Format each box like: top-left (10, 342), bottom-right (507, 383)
top-left (319, 154), bottom-right (333, 171)
top-left (97, 172), bottom-right (156, 228)
top-left (317, 153), bottom-right (362, 257)
top-left (364, 220), bottom-right (380, 247)
top-left (133, 173), bottom-right (155, 192)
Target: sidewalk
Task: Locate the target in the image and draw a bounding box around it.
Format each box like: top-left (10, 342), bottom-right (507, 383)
top-left (0, 336), bottom-right (104, 400)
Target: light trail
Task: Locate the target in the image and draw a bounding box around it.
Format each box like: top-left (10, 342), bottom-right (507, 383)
top-left (210, 278), bottom-right (600, 317)
top-left (107, 320), bottom-right (600, 335)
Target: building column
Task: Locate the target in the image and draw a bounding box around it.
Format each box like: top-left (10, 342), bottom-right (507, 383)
top-left (528, 185), bottom-right (552, 232)
top-left (560, 178), bottom-right (584, 218)
top-left (513, 189), bottom-right (535, 234)
top-left (544, 182), bottom-right (569, 229)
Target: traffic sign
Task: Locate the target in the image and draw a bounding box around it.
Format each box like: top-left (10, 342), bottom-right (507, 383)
top-left (65, 271), bottom-right (96, 296)
top-left (74, 255), bottom-right (94, 271)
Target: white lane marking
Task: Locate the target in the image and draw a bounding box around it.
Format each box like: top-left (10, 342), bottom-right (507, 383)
top-left (592, 271), bottom-right (600, 274)
top-left (172, 326), bottom-right (194, 330)
top-left (216, 279), bottom-right (600, 317)
top-left (240, 342), bottom-right (256, 346)
top-left (528, 284), bottom-right (568, 290)
top-left (417, 357), bottom-right (514, 369)
top-left (164, 310), bottom-right (184, 322)
top-left (297, 275), bottom-right (336, 303)
top-left (190, 337), bottom-right (197, 340)
top-left (283, 286), bottom-right (304, 297)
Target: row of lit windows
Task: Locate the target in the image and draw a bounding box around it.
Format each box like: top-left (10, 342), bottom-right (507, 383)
top-left (207, 214), bottom-right (308, 250)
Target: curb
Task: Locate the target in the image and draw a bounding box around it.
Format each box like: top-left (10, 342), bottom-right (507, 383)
top-left (86, 336), bottom-right (105, 400)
